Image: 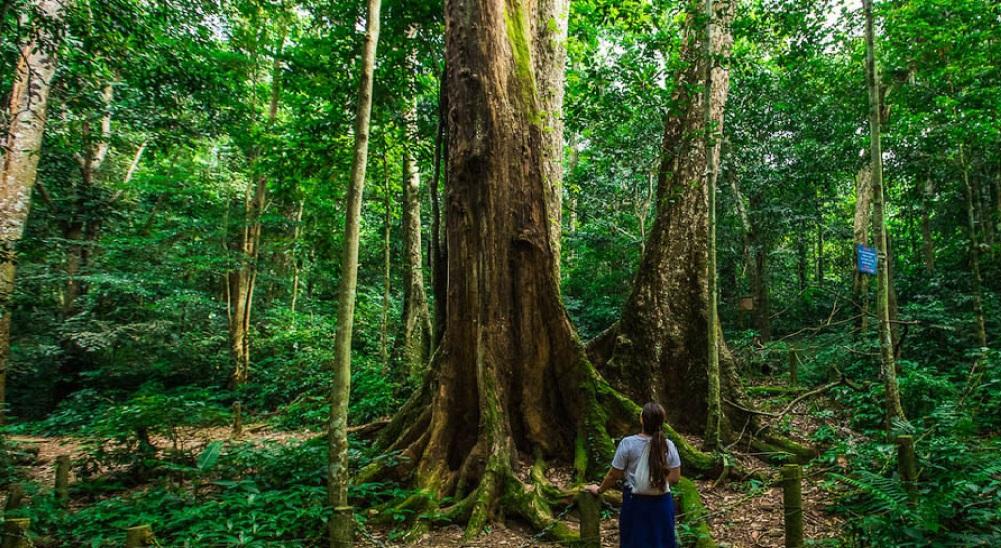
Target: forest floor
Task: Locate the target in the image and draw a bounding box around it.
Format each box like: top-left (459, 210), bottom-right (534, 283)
top-left (5, 386), bottom-right (845, 547)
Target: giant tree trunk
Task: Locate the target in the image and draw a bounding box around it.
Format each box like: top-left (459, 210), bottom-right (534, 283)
top-left (593, 0), bottom-right (745, 435)
top-left (394, 28), bottom-right (433, 375)
top-left (359, 0), bottom-right (726, 540)
top-left (863, 0), bottom-right (906, 432)
top-left (0, 0), bottom-right (67, 424)
top-left (327, 0), bottom-right (381, 543)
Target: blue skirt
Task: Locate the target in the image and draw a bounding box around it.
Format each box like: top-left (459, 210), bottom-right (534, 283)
top-left (619, 489), bottom-right (676, 548)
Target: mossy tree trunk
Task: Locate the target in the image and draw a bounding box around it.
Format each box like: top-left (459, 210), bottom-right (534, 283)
top-left (0, 0), bottom-right (68, 424)
top-left (592, 0), bottom-right (745, 436)
top-left (363, 0), bottom-right (723, 539)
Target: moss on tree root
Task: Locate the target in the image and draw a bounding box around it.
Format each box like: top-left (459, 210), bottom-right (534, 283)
top-left (674, 477), bottom-right (717, 548)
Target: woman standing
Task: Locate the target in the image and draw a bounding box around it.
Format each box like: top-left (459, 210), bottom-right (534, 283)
top-left (586, 402), bottom-right (682, 548)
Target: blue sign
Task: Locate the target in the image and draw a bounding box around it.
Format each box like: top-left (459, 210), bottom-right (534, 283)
top-left (857, 244), bottom-right (877, 275)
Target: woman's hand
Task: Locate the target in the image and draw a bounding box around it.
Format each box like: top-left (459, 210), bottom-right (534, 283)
top-left (584, 484), bottom-right (602, 496)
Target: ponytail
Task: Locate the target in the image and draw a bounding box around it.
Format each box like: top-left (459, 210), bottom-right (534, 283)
top-left (642, 402), bottom-right (669, 492)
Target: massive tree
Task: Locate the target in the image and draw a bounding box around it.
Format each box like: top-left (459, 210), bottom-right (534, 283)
top-left (589, 0), bottom-right (743, 435)
top-left (0, 0), bottom-right (68, 424)
top-left (361, 0), bottom-right (722, 542)
top-left (585, 0), bottom-right (811, 458)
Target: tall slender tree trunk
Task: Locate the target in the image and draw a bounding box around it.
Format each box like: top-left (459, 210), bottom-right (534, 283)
top-left (289, 198), bottom-right (305, 316)
top-left (921, 177), bottom-right (935, 273)
top-left (429, 69), bottom-right (447, 347)
top-left (62, 83), bottom-right (113, 318)
top-left (327, 0), bottom-right (381, 543)
top-left (394, 27), bottom-right (432, 375)
top-left (0, 0), bottom-right (68, 424)
top-left (815, 189), bottom-right (825, 286)
top-left (959, 145), bottom-right (988, 348)
top-left (380, 147), bottom-right (392, 371)
top-left (863, 0), bottom-right (906, 432)
top-left (227, 33), bottom-right (284, 387)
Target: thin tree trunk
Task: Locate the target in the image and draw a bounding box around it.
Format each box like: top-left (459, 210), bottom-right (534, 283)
top-left (959, 145), bottom-right (987, 348)
top-left (852, 165), bottom-right (873, 333)
top-left (816, 195), bottom-right (825, 287)
top-left (327, 0), bottom-right (380, 543)
top-left (863, 0), bottom-right (906, 432)
top-left (703, 0), bottom-right (723, 449)
top-left (63, 83), bottom-right (113, 318)
top-left (0, 0), bottom-right (68, 424)
top-left (380, 146), bottom-right (391, 371)
top-left (290, 198), bottom-right (305, 316)
top-left (228, 31), bottom-right (284, 387)
top-left (920, 177), bottom-right (935, 273)
top-left (394, 27), bottom-right (432, 375)
top-left (429, 68), bottom-right (447, 348)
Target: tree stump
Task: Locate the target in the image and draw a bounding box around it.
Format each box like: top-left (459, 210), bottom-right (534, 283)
top-left (54, 455), bottom-right (70, 504)
top-left (577, 491), bottom-right (601, 548)
top-left (125, 525), bottom-right (155, 547)
top-left (1, 518), bottom-right (30, 548)
top-left (782, 464), bottom-right (803, 548)
top-left (231, 401), bottom-right (242, 438)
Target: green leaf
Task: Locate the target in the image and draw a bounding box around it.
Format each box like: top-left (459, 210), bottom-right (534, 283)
top-left (197, 441), bottom-right (223, 472)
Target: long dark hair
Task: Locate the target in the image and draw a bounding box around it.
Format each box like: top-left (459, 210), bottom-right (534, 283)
top-left (641, 402), bottom-right (668, 491)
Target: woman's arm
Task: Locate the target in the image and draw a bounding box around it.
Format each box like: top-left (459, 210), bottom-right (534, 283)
top-left (585, 467), bottom-right (624, 495)
top-left (668, 466), bottom-right (681, 486)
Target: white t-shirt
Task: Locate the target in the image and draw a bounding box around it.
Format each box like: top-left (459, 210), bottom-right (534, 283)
top-left (611, 434), bottom-right (682, 491)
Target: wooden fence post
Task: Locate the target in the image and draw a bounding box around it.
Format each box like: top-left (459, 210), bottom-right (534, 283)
top-left (782, 464), bottom-right (803, 548)
top-left (232, 401), bottom-right (242, 438)
top-left (577, 491), bottom-right (601, 548)
top-left (125, 525), bottom-right (155, 547)
top-left (896, 435), bottom-right (917, 494)
top-left (1, 518), bottom-right (30, 548)
top-left (3, 485), bottom-right (24, 512)
top-left (55, 455), bottom-right (70, 504)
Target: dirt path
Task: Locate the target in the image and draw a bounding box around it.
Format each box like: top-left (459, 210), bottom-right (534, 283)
top-left (6, 412), bottom-right (844, 547)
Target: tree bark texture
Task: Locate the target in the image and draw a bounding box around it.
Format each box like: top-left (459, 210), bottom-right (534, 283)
top-left (0, 0), bottom-right (68, 424)
top-left (357, 0), bottom-right (728, 540)
top-left (594, 0), bottom-right (743, 435)
top-left (863, 0), bottom-right (907, 432)
top-left (327, 0), bottom-right (381, 543)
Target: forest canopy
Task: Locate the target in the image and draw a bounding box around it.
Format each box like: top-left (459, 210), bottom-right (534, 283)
top-left (0, 0), bottom-right (998, 545)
